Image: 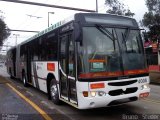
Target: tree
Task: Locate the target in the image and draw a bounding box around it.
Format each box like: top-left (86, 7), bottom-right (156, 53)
top-left (146, 0), bottom-right (160, 13)
top-left (142, 0), bottom-right (160, 42)
top-left (0, 54), bottom-right (6, 61)
top-left (0, 18), bottom-right (10, 46)
top-left (105, 0), bottom-right (135, 17)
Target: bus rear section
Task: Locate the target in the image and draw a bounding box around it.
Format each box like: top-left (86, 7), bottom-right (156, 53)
top-left (6, 47), bottom-right (17, 78)
top-left (73, 13), bottom-right (150, 109)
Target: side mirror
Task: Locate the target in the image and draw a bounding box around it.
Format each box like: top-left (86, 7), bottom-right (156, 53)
top-left (74, 22), bottom-right (82, 43)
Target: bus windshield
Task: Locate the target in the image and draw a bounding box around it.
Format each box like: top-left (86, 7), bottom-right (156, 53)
top-left (78, 26), bottom-right (146, 78)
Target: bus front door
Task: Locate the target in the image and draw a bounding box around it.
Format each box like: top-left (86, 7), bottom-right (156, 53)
top-left (59, 33), bottom-right (77, 104)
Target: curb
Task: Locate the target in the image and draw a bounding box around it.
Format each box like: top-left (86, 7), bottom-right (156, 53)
top-left (0, 75), bottom-right (10, 84)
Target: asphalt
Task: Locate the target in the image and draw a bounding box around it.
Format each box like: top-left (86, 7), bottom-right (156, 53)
top-left (0, 64), bottom-right (44, 120)
top-left (150, 71), bottom-right (160, 84)
top-left (0, 63), bottom-right (72, 120)
top-left (0, 63), bottom-right (160, 120)
top-left (0, 80), bottom-right (44, 120)
top-left (0, 76), bottom-right (9, 84)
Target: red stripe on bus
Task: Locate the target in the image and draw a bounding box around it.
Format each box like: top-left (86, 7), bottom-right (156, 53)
top-left (124, 69), bottom-right (149, 75)
top-left (79, 69), bottom-right (148, 78)
top-left (79, 71), bottom-right (123, 78)
top-left (89, 59), bottom-right (105, 63)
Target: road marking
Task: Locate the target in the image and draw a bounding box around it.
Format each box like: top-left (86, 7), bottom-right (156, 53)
top-left (142, 98), bottom-right (160, 105)
top-left (26, 90), bottom-right (34, 96)
top-left (16, 85), bottom-right (22, 89)
top-left (6, 83), bottom-right (52, 120)
top-left (41, 101), bottom-right (54, 110)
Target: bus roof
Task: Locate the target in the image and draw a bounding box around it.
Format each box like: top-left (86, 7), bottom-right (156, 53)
top-left (18, 13), bottom-right (137, 46)
top-left (7, 46), bottom-right (16, 53)
top-left (20, 15), bottom-right (74, 46)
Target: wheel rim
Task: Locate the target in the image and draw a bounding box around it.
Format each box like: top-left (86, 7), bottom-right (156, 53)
top-left (50, 84), bottom-right (58, 100)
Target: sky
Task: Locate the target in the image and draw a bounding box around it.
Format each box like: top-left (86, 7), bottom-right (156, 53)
top-left (0, 0), bottom-right (148, 54)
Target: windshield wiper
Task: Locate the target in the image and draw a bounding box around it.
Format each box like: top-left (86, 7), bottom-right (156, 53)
top-left (95, 24), bottom-right (117, 51)
top-left (122, 28), bottom-right (130, 43)
top-left (122, 28), bottom-right (138, 53)
top-left (95, 24), bottom-right (114, 41)
top-left (121, 28), bottom-right (131, 51)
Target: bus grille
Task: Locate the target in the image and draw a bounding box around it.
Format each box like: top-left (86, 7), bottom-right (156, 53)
top-left (108, 97), bottom-right (138, 106)
top-left (108, 87), bottom-right (138, 96)
top-left (108, 80), bottom-right (137, 86)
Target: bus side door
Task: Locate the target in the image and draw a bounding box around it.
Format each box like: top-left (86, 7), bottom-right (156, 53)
top-left (26, 44), bottom-right (32, 84)
top-left (59, 32), bottom-right (77, 103)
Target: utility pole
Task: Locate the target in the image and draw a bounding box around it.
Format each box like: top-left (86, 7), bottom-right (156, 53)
top-left (13, 34), bottom-right (20, 46)
top-left (48, 12), bottom-right (54, 27)
top-left (96, 0), bottom-right (98, 13)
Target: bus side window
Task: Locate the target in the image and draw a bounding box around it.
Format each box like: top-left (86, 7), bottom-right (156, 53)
top-left (68, 35), bottom-right (74, 77)
top-left (61, 36), bottom-right (67, 58)
top-left (60, 35), bottom-right (67, 73)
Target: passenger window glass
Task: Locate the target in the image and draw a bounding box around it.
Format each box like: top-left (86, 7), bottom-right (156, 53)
top-left (68, 34), bottom-right (74, 76)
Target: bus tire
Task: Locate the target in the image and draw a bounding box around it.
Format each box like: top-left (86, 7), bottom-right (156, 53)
top-left (9, 68), bottom-right (14, 79)
top-left (50, 79), bottom-right (61, 105)
top-left (22, 74), bottom-right (28, 87)
top-left (10, 75), bottom-right (14, 79)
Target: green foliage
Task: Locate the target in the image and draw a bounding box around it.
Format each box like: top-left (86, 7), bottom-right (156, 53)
top-left (146, 0), bottom-right (160, 13)
top-left (142, 0), bottom-right (160, 41)
top-left (105, 0), bottom-right (135, 17)
top-left (0, 54), bottom-right (6, 61)
top-left (0, 18), bottom-right (10, 46)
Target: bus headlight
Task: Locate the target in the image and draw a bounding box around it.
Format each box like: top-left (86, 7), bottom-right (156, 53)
top-left (141, 84), bottom-right (149, 90)
top-left (90, 91), bottom-right (106, 97)
top-left (90, 91), bottom-right (96, 97)
top-left (98, 91), bottom-right (106, 96)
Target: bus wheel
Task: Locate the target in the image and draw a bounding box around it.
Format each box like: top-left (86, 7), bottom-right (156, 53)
top-left (9, 68), bottom-right (13, 79)
top-left (50, 79), bottom-right (61, 105)
top-left (10, 75), bottom-right (14, 79)
top-left (22, 74), bottom-right (28, 87)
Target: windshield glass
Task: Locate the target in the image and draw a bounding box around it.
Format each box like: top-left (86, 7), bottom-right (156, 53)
top-left (78, 26), bottom-right (146, 78)
top-left (117, 28), bottom-right (146, 72)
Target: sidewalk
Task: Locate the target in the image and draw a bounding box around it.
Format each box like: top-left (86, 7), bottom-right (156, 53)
top-left (0, 76), bottom-right (10, 84)
top-left (149, 71), bottom-right (160, 84)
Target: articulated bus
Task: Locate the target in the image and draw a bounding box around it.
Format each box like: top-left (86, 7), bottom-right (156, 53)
top-left (6, 13), bottom-right (150, 109)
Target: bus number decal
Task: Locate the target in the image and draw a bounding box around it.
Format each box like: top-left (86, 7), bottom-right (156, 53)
top-left (138, 78), bottom-right (147, 83)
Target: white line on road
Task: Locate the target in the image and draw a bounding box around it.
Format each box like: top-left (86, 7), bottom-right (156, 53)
top-left (26, 90), bottom-right (34, 96)
top-left (16, 85), bottom-right (22, 89)
top-left (41, 101), bottom-right (54, 110)
top-left (7, 83), bottom-right (52, 120)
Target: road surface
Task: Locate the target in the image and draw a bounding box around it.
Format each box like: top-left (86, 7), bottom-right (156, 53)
top-left (0, 64), bottom-right (160, 120)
